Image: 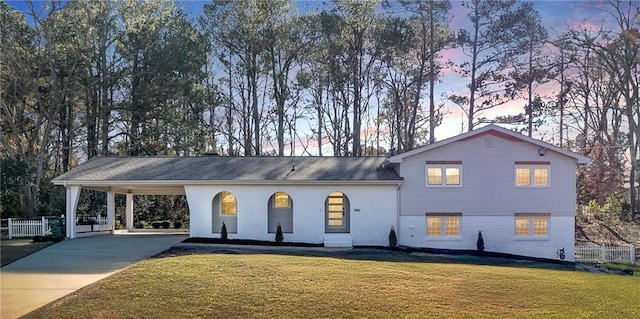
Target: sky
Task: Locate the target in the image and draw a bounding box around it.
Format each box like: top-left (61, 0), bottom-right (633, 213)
top-left (7, 0), bottom-right (620, 154)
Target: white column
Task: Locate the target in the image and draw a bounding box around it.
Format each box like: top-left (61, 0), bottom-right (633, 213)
top-left (126, 193), bottom-right (134, 231)
top-left (107, 191), bottom-right (116, 232)
top-left (65, 185), bottom-right (82, 239)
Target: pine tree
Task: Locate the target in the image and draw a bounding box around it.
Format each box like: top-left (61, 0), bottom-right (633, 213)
top-left (388, 226), bottom-right (398, 248)
top-left (275, 223), bottom-right (284, 244)
top-left (476, 231), bottom-right (485, 252)
top-left (221, 222), bottom-right (228, 241)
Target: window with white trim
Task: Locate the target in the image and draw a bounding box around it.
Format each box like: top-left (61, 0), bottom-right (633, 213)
top-left (426, 213), bottom-right (461, 237)
top-left (515, 161), bottom-right (549, 186)
top-left (515, 213), bottom-right (549, 237)
top-left (426, 161), bottom-right (462, 186)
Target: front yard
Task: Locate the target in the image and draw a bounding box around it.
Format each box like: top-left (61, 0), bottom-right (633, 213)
top-left (22, 250), bottom-right (639, 319)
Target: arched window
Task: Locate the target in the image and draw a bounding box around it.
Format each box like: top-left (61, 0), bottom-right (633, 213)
top-left (212, 191), bottom-right (237, 233)
top-left (268, 192), bottom-right (293, 233)
top-left (220, 191), bottom-right (237, 215)
top-left (325, 191), bottom-right (350, 233)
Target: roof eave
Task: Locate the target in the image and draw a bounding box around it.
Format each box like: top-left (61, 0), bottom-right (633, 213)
top-left (388, 124), bottom-right (590, 164)
top-left (53, 179), bottom-right (403, 187)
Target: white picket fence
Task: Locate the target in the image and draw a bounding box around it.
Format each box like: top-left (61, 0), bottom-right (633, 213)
top-left (575, 245), bottom-right (636, 264)
top-left (8, 217), bottom-right (51, 239)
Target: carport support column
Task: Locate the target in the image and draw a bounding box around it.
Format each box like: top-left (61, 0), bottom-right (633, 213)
top-left (126, 193), bottom-right (134, 232)
top-left (65, 185), bottom-right (81, 239)
top-left (107, 191), bottom-right (115, 232)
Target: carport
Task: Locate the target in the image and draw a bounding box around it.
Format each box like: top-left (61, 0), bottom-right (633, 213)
top-left (52, 157), bottom-right (190, 239)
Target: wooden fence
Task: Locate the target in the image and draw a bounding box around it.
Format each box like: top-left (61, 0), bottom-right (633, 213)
top-left (8, 217), bottom-right (50, 239)
top-left (575, 245), bottom-right (636, 264)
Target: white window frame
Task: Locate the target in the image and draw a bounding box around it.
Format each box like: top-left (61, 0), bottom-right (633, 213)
top-left (514, 163), bottom-right (550, 187)
top-left (514, 213), bottom-right (550, 239)
top-left (425, 162), bottom-right (463, 187)
top-left (426, 213), bottom-right (462, 239)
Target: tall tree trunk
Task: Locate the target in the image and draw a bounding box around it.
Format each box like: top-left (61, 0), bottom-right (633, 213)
top-left (250, 53), bottom-right (260, 156)
top-left (99, 7), bottom-right (110, 156)
top-left (428, 10), bottom-right (437, 144)
top-left (87, 74), bottom-right (98, 159)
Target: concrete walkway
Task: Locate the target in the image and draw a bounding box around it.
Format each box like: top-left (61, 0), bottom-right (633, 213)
top-left (1, 234), bottom-right (187, 319)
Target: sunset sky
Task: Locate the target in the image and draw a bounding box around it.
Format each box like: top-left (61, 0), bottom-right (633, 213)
top-left (8, 0), bottom-right (619, 154)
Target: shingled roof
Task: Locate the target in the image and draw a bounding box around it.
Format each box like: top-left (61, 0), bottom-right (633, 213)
top-left (53, 156), bottom-right (402, 183)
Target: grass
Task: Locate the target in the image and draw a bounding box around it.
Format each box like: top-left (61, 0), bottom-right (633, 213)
top-left (22, 251), bottom-right (639, 319)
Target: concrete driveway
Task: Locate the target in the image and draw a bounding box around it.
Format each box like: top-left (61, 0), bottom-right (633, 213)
top-left (1, 234), bottom-right (187, 319)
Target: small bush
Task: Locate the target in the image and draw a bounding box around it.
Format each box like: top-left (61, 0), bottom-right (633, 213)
top-left (151, 221), bottom-right (161, 229)
top-left (275, 223), bottom-right (284, 244)
top-left (161, 221), bottom-right (170, 229)
top-left (388, 226), bottom-right (398, 248)
top-left (476, 231), bottom-right (485, 252)
top-left (221, 222), bottom-right (228, 240)
top-left (173, 220), bottom-right (183, 229)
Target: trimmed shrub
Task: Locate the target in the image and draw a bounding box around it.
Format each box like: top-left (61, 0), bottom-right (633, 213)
top-left (476, 231), bottom-right (485, 252)
top-left (275, 223), bottom-right (284, 244)
top-left (388, 226), bottom-right (398, 248)
top-left (151, 221), bottom-right (161, 229)
top-left (161, 221), bottom-right (170, 229)
top-left (221, 222), bottom-right (228, 240)
top-left (173, 220), bottom-right (183, 229)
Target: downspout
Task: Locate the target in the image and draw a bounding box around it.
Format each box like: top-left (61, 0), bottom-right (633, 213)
top-left (396, 181), bottom-right (402, 243)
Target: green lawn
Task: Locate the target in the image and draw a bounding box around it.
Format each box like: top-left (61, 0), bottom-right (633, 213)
top-left (24, 252), bottom-right (639, 319)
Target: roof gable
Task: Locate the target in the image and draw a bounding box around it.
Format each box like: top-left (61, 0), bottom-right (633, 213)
top-left (387, 124), bottom-right (590, 164)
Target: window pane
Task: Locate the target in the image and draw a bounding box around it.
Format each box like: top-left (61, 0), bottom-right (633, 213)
top-left (274, 192), bottom-right (290, 208)
top-left (533, 218), bottom-right (548, 236)
top-left (328, 212), bottom-right (343, 219)
top-left (533, 168), bottom-right (548, 186)
top-left (221, 192), bottom-right (236, 215)
top-left (444, 217), bottom-right (460, 236)
top-left (515, 218), bottom-right (529, 236)
top-left (445, 168), bottom-right (460, 185)
top-left (328, 220), bottom-right (343, 226)
top-left (427, 168), bottom-right (442, 185)
top-left (516, 168), bottom-right (530, 186)
top-left (328, 204), bottom-right (343, 212)
top-left (427, 217), bottom-right (441, 236)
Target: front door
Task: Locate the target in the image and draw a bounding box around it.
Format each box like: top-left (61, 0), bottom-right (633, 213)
top-left (325, 192), bottom-right (349, 233)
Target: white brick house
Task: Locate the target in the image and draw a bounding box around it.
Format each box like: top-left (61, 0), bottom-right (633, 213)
top-left (53, 125), bottom-right (589, 261)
